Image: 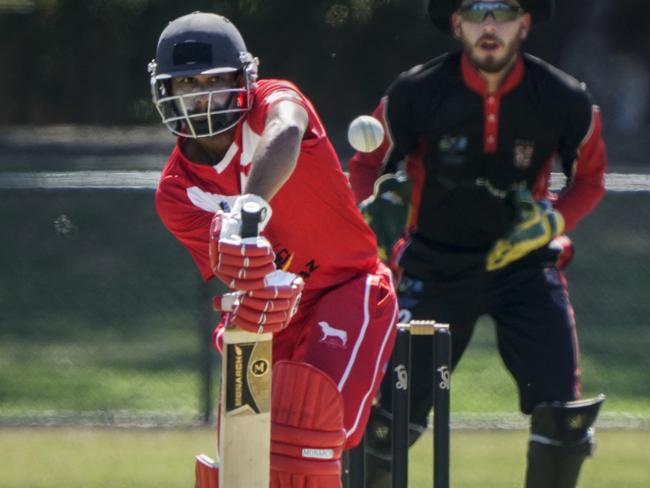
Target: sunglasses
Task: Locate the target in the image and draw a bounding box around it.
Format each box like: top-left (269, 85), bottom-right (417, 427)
top-left (458, 2), bottom-right (523, 23)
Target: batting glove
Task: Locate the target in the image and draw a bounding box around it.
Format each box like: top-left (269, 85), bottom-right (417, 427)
top-left (209, 194), bottom-right (276, 291)
top-left (486, 188), bottom-right (565, 271)
top-left (359, 171), bottom-right (412, 262)
top-left (213, 270), bottom-right (305, 333)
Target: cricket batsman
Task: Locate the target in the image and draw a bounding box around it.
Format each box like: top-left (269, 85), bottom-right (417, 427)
top-left (149, 12), bottom-right (398, 487)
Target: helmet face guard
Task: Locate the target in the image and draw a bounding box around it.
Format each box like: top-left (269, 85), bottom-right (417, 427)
top-left (148, 12), bottom-right (258, 138)
top-left (149, 52), bottom-right (258, 138)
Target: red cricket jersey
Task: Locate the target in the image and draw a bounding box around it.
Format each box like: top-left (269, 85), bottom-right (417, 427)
top-left (156, 79), bottom-right (378, 291)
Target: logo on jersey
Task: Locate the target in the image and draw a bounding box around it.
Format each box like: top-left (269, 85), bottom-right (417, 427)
top-left (318, 321), bottom-right (348, 348)
top-left (513, 140), bottom-right (535, 168)
top-left (274, 246), bottom-right (320, 279)
top-left (186, 187), bottom-right (238, 213)
top-left (274, 248), bottom-right (295, 271)
top-left (438, 134), bottom-right (468, 166)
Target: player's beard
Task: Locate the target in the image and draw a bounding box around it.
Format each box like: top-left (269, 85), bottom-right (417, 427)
top-left (462, 27), bottom-right (524, 74)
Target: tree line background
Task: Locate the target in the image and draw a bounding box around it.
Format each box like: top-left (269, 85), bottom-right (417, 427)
top-left (0, 0), bottom-right (648, 164)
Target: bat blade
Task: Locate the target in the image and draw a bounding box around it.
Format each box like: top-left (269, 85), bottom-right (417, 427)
top-left (219, 199), bottom-right (272, 487)
top-left (219, 327), bottom-right (272, 487)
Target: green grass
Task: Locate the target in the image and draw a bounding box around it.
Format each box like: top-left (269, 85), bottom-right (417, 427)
top-left (451, 319), bottom-right (650, 415)
top-left (0, 330), bottom-right (201, 414)
top-left (411, 430), bottom-right (650, 488)
top-left (1, 299), bottom-right (649, 421)
top-left (1, 190), bottom-right (649, 423)
top-left (3, 319), bottom-right (649, 420)
top-left (0, 427), bottom-right (647, 488)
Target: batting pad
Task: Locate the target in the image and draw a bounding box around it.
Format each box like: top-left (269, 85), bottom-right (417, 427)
top-left (195, 454), bottom-right (219, 488)
top-left (270, 360), bottom-right (346, 487)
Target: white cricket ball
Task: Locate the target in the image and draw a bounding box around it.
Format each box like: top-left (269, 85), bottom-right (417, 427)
top-left (347, 115), bottom-right (385, 153)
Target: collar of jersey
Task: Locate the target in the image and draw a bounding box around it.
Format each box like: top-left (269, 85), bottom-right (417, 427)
top-left (174, 126), bottom-right (242, 174)
top-left (460, 52), bottom-right (524, 97)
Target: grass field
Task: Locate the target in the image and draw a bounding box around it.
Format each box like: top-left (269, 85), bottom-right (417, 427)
top-left (0, 188), bottom-right (648, 488)
top-left (1, 427), bottom-right (647, 487)
top-left (2, 191), bottom-right (648, 422)
top-left (2, 318), bottom-right (649, 422)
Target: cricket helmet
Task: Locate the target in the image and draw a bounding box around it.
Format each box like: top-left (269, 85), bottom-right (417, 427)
top-left (148, 12), bottom-right (258, 138)
top-left (427, 0), bottom-right (555, 34)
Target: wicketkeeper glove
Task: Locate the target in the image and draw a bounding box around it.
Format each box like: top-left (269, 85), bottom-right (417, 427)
top-left (486, 188), bottom-right (565, 271)
top-left (359, 171), bottom-right (412, 262)
top-left (209, 194), bottom-right (276, 290)
top-left (212, 270), bottom-right (304, 333)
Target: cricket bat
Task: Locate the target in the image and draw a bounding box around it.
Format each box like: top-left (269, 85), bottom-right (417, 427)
top-left (219, 201), bottom-right (273, 487)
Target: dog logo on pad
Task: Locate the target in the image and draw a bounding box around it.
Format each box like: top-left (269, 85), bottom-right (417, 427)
top-left (318, 321), bottom-right (348, 348)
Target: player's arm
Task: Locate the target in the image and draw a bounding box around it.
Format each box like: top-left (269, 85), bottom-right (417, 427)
top-left (554, 105), bottom-right (607, 232)
top-left (486, 94), bottom-right (607, 271)
top-left (243, 99), bottom-right (309, 201)
top-left (210, 96), bottom-right (309, 290)
top-left (209, 99), bottom-right (308, 289)
top-left (210, 100), bottom-right (308, 317)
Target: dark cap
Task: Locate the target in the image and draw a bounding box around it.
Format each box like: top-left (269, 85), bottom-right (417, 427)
top-left (153, 12), bottom-right (248, 80)
top-left (427, 0), bottom-right (555, 34)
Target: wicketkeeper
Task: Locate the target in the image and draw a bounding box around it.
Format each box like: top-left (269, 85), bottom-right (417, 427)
top-left (349, 1), bottom-right (607, 487)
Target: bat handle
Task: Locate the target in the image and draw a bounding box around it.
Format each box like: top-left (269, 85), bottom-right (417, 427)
top-left (240, 201), bottom-right (263, 238)
top-left (241, 202), bottom-right (267, 337)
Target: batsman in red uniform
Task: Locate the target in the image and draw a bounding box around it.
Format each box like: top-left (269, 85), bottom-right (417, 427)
top-left (149, 12), bottom-right (398, 488)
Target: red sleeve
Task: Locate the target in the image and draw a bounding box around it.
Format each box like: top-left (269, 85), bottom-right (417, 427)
top-left (555, 106), bottom-right (607, 232)
top-left (155, 176), bottom-right (215, 281)
top-left (348, 98), bottom-right (391, 203)
top-left (251, 80), bottom-right (323, 143)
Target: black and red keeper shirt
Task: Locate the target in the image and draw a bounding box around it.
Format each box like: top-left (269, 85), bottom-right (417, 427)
top-left (349, 51), bottom-right (607, 252)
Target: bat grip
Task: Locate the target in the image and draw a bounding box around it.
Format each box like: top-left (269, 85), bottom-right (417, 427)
top-left (240, 201), bottom-right (263, 238)
top-left (241, 203), bottom-right (267, 337)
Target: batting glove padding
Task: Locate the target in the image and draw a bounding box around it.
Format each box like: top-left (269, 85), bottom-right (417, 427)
top-left (213, 270), bottom-right (304, 333)
top-left (359, 172), bottom-right (412, 262)
top-left (209, 194), bottom-right (276, 290)
top-left (486, 188), bottom-right (565, 271)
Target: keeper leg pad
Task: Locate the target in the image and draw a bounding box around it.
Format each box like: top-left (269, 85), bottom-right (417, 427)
top-left (194, 454), bottom-right (219, 488)
top-left (526, 395), bottom-right (605, 488)
top-left (270, 360), bottom-right (347, 488)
